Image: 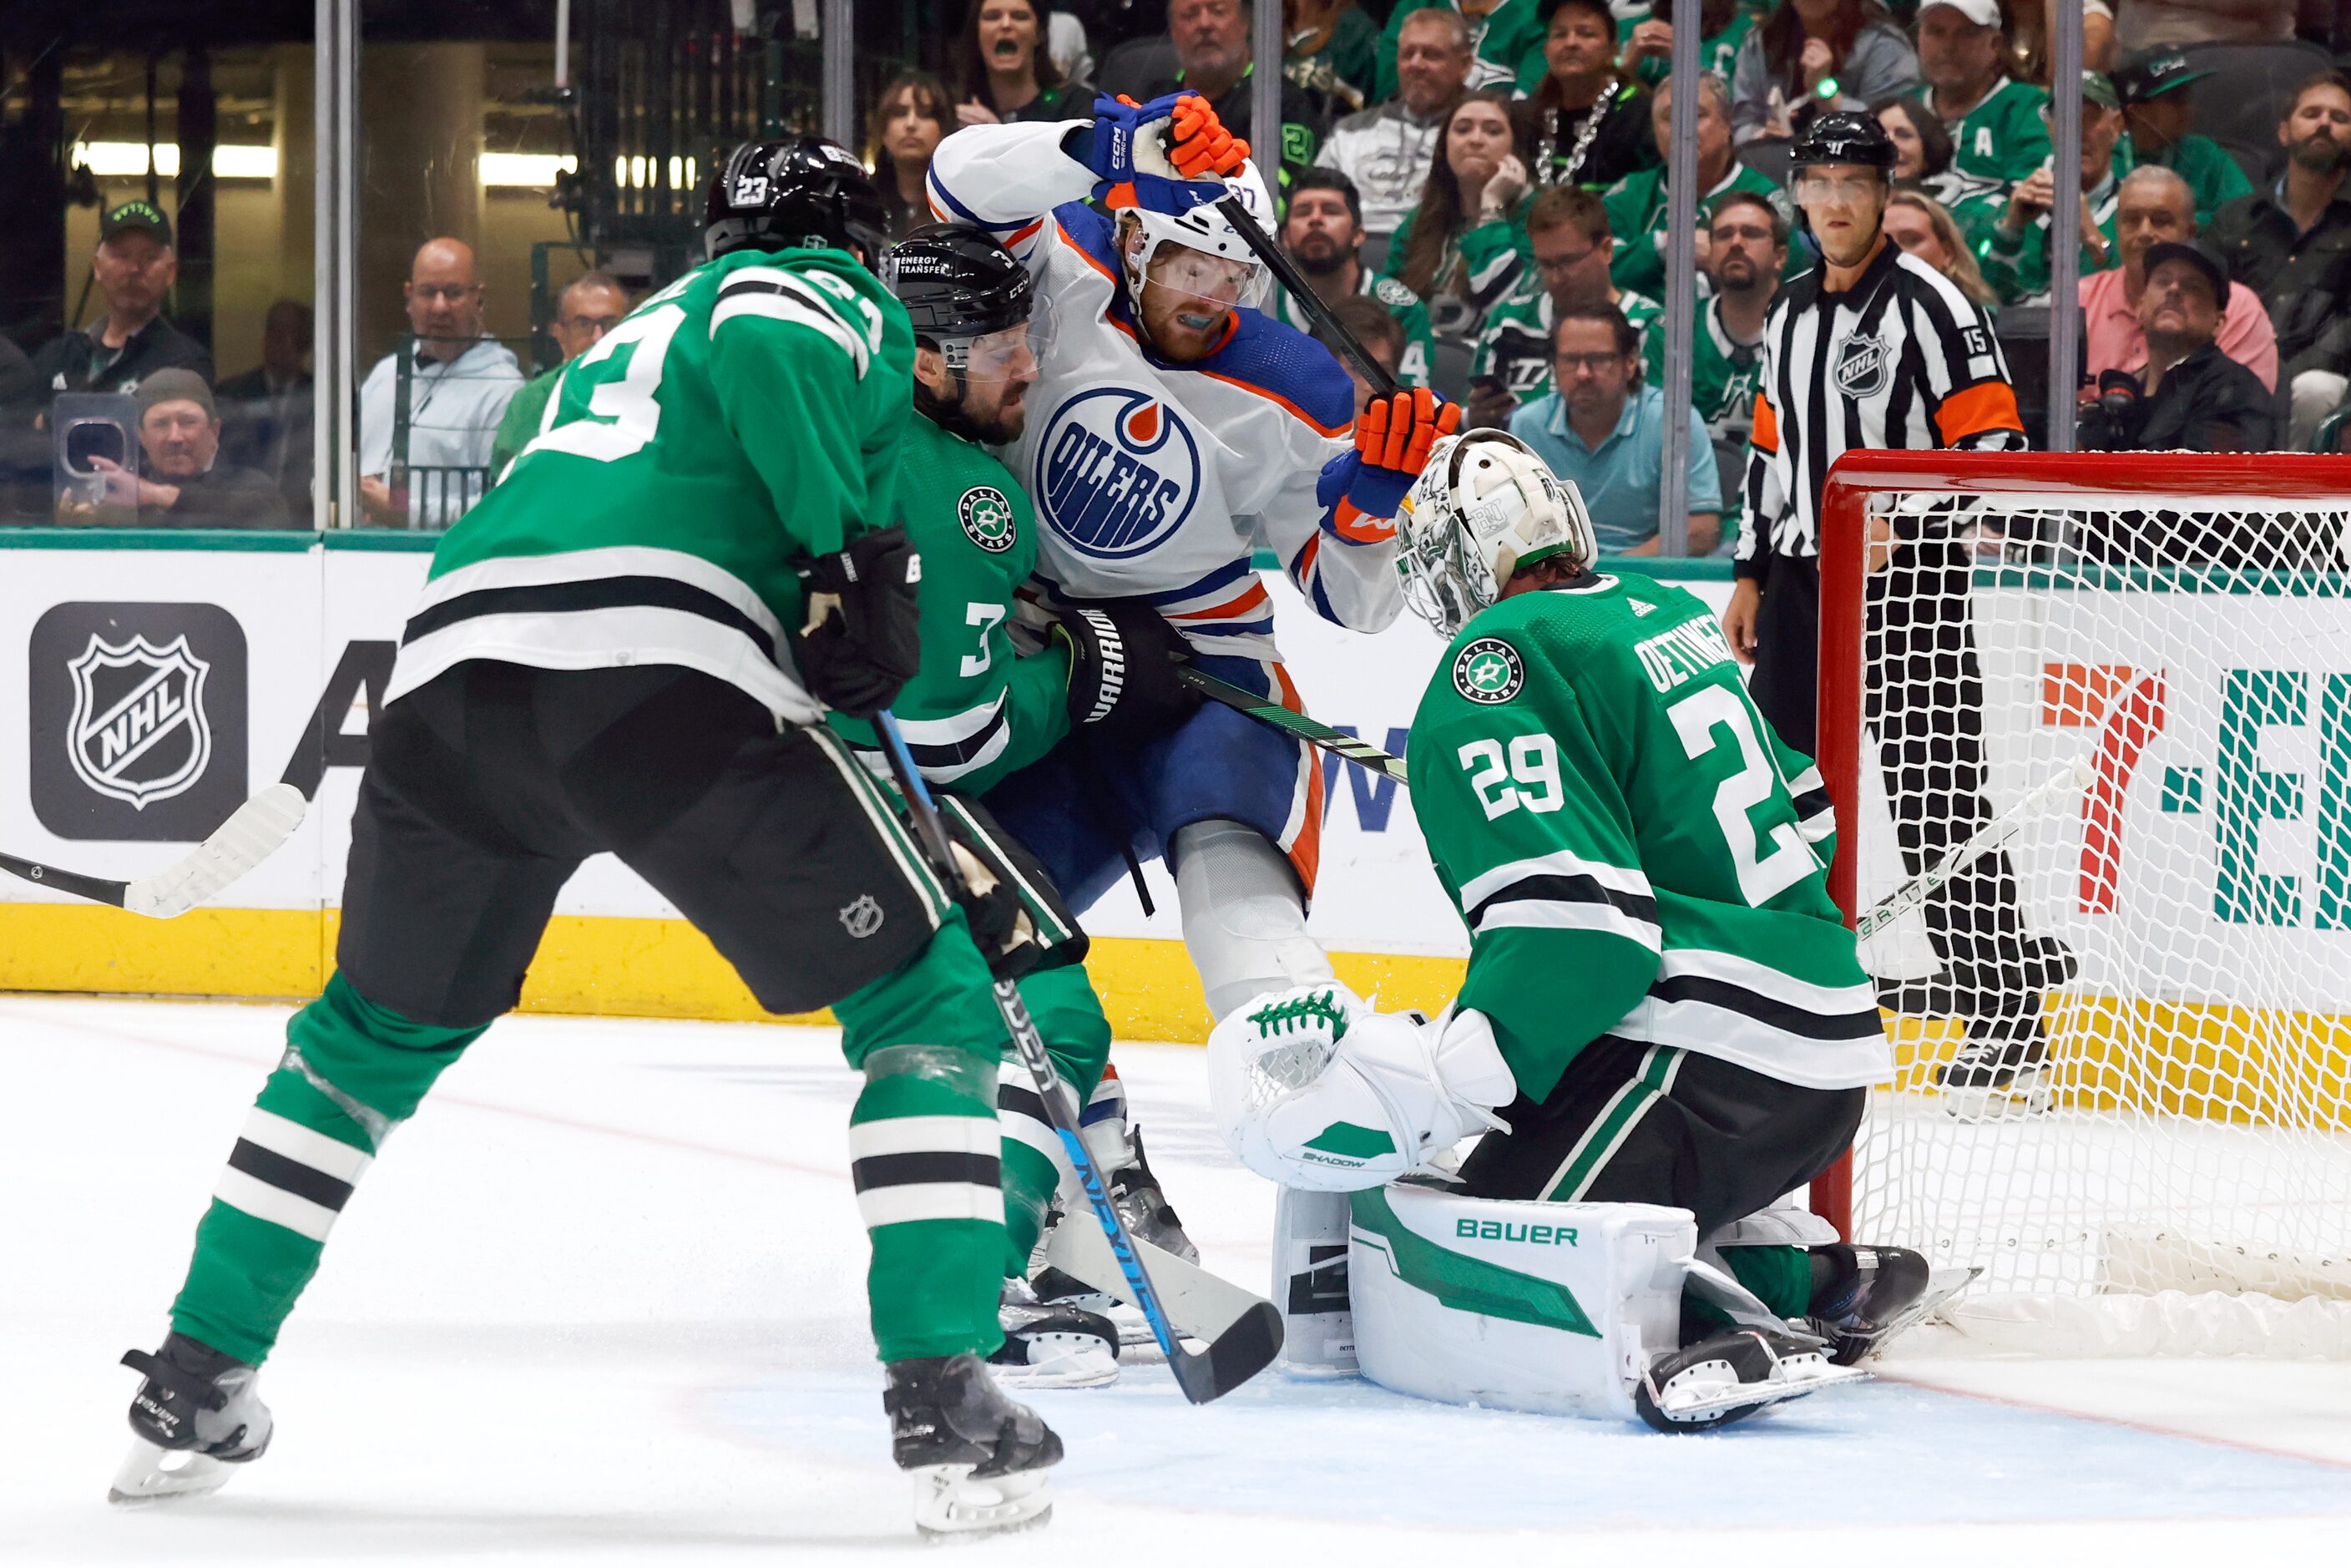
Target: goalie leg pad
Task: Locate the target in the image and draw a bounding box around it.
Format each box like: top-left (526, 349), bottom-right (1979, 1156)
top-left (1347, 1185), bottom-right (1694, 1421)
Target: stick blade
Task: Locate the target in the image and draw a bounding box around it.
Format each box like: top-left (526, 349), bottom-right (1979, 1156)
top-left (1170, 1299), bottom-right (1284, 1404)
top-left (124, 783), bottom-right (309, 919)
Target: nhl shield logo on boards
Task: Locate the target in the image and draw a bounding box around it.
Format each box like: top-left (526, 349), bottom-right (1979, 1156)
top-left (958, 485), bottom-right (1017, 554)
top-left (65, 634), bottom-right (212, 809)
top-left (839, 893), bottom-right (885, 939)
top-left (1453, 637), bottom-right (1524, 704)
top-left (1832, 334), bottom-right (1891, 399)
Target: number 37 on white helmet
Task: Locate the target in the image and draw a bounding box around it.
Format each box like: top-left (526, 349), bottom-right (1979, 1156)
top-left (1393, 429), bottom-right (1598, 638)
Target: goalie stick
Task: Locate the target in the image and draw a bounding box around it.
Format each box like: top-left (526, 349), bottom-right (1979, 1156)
top-left (870, 710), bottom-right (1284, 1404)
top-left (1177, 665), bottom-right (1409, 786)
top-left (1856, 759), bottom-right (2096, 940)
top-left (0, 782), bottom-right (308, 919)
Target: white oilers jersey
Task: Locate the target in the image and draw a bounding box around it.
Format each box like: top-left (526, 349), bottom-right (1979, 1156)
top-left (928, 121), bottom-right (1401, 659)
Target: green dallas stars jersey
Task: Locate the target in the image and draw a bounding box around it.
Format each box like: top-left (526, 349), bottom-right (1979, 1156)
top-left (1913, 75), bottom-right (2050, 200)
top-left (384, 245), bottom-right (915, 727)
top-left (1640, 296), bottom-right (1763, 438)
top-left (1404, 572), bottom-right (1889, 1103)
top-left (1271, 270), bottom-right (1436, 389)
top-left (1471, 277), bottom-right (1662, 406)
top-left (1602, 161), bottom-right (1797, 301)
top-left (827, 415), bottom-right (1071, 794)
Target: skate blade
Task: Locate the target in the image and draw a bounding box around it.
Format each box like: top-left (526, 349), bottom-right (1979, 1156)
top-left (909, 1463), bottom-right (1054, 1539)
top-left (988, 1343), bottom-right (1120, 1391)
top-left (1648, 1354), bottom-right (1868, 1424)
top-left (108, 1439), bottom-right (237, 1505)
top-left (1939, 1071), bottom-right (2050, 1121)
top-left (1043, 1289), bottom-right (1154, 1347)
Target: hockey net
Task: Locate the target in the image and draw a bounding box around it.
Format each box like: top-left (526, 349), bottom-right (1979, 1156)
top-left (1813, 452), bottom-right (2351, 1357)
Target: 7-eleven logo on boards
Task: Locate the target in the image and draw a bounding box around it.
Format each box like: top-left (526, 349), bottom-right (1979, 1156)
top-left (2042, 661), bottom-right (2351, 928)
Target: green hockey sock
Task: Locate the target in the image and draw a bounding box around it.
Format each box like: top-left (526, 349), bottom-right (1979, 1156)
top-left (993, 961), bottom-right (1113, 1272)
top-left (836, 912), bottom-right (1012, 1363)
top-left (1681, 1242), bottom-right (1817, 1341)
top-left (169, 974), bottom-right (487, 1364)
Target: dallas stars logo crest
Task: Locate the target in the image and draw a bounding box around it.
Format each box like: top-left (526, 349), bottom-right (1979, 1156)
top-left (1453, 637), bottom-right (1524, 705)
top-left (958, 485), bottom-right (1016, 554)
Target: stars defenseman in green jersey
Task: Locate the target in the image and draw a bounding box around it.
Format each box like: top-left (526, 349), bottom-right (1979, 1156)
top-left (1210, 432), bottom-right (1968, 1429)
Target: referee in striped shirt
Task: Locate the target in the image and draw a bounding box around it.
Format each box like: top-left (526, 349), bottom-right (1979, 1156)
top-left (1722, 111), bottom-right (2072, 1092)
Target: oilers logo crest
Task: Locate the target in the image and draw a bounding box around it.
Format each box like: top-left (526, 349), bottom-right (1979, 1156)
top-left (1034, 387), bottom-right (1201, 559)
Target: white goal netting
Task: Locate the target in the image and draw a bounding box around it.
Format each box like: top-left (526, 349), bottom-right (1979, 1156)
top-left (1830, 473), bottom-right (2351, 1355)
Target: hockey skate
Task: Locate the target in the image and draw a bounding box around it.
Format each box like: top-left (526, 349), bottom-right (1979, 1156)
top-left (1937, 1019), bottom-right (2052, 1120)
top-left (1807, 1244), bottom-right (1978, 1365)
top-left (988, 1277), bottom-right (1120, 1388)
top-left (109, 1333), bottom-right (273, 1504)
top-left (886, 1353), bottom-right (1062, 1538)
top-left (1031, 1123), bottom-right (1199, 1348)
top-left (1106, 1125), bottom-right (1197, 1264)
top-left (1634, 1326), bottom-right (1866, 1433)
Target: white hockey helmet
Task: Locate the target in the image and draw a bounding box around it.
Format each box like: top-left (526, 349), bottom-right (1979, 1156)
top-left (1208, 984), bottom-right (1514, 1193)
top-left (1393, 430), bottom-right (1599, 638)
top-left (1115, 157), bottom-right (1276, 312)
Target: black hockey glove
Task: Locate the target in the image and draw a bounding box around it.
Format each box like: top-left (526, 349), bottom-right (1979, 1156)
top-left (796, 526), bottom-right (923, 720)
top-left (1051, 597), bottom-right (1201, 749)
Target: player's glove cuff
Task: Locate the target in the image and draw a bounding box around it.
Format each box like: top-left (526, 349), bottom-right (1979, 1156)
top-left (1088, 92), bottom-right (1230, 215)
top-left (1050, 596), bottom-right (1202, 746)
top-left (1320, 389), bottom-right (1460, 537)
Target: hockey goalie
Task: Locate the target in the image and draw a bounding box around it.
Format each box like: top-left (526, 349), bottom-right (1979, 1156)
top-left (1208, 432), bottom-right (1967, 1430)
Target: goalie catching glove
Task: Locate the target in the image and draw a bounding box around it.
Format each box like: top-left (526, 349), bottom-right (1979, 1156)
top-left (1084, 92), bottom-right (1241, 214)
top-left (1051, 596), bottom-right (1202, 748)
top-left (1207, 982), bottom-right (1516, 1191)
top-left (797, 525), bottom-right (923, 719)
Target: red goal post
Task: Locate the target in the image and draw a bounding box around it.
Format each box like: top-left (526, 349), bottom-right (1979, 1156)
top-left (1807, 450), bottom-right (2351, 1248)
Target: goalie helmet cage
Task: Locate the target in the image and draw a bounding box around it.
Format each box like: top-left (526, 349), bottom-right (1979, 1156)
top-left (1809, 450), bottom-right (2351, 1356)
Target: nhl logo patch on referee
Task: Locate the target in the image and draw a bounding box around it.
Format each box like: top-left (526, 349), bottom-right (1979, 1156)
top-left (958, 485), bottom-right (1016, 554)
top-left (839, 894), bottom-right (885, 939)
top-left (1832, 333), bottom-right (1891, 399)
top-left (1453, 637), bottom-right (1524, 705)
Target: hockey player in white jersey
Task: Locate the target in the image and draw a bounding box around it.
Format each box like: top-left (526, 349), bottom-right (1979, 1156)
top-left (927, 94), bottom-right (1459, 1266)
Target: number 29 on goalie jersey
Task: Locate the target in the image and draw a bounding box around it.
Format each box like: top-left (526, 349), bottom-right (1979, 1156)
top-left (1404, 573), bottom-right (1889, 1105)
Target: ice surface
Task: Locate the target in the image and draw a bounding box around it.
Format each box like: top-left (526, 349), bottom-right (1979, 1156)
top-left (7, 994), bottom-right (2351, 1565)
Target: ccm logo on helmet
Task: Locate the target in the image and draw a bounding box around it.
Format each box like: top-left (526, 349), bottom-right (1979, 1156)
top-left (1034, 387), bottom-right (1201, 559)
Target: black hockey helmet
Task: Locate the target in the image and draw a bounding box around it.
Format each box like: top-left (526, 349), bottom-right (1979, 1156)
top-left (1787, 110), bottom-right (1898, 173)
top-left (705, 137), bottom-right (891, 264)
top-left (884, 224), bottom-right (1034, 342)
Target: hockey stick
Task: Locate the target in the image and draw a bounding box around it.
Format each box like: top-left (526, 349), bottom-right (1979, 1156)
top-left (1855, 759), bottom-right (2096, 940)
top-left (0, 782), bottom-right (309, 919)
top-left (1210, 191), bottom-right (1403, 400)
top-left (1177, 665), bottom-right (1409, 786)
top-left (870, 710), bottom-right (1284, 1404)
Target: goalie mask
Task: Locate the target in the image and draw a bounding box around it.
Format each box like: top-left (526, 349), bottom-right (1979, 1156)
top-left (1393, 430), bottom-right (1598, 638)
top-left (1114, 159), bottom-right (1276, 318)
top-left (1207, 984), bottom-right (1515, 1193)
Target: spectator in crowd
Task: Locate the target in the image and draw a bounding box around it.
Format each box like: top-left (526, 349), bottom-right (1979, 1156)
top-left (1373, 0), bottom-right (1544, 104)
top-left (1314, 294), bottom-right (1410, 414)
top-left (57, 369), bottom-right (287, 529)
top-left (1286, 1), bottom-right (1381, 111)
top-left (2081, 240), bottom-right (2275, 461)
top-left (1508, 302), bottom-right (1721, 554)
top-left (1385, 89), bottom-right (1536, 332)
top-left (1909, 0), bottom-right (2050, 197)
top-left (2116, 49), bottom-right (2251, 228)
top-left (1275, 169), bottom-right (1438, 385)
top-left (1320, 7), bottom-right (1473, 240)
top-left (1732, 0), bottom-right (1920, 147)
top-left (1884, 189), bottom-right (2001, 303)
top-left (490, 272), bottom-right (632, 476)
top-left (2083, 165), bottom-right (2276, 390)
top-left (1978, 71), bottom-right (2128, 301)
top-left (1668, 188), bottom-right (1787, 554)
top-left (215, 299), bottom-right (315, 520)
top-left (27, 202), bottom-right (214, 410)
top-left (954, 0), bottom-right (1097, 124)
top-left (1605, 70), bottom-right (1792, 301)
top-left (1875, 94), bottom-right (1988, 221)
top-left (1617, 0), bottom-right (1766, 91)
top-left (1129, 0), bottom-right (1336, 189)
top-left (356, 237), bottom-right (523, 529)
top-left (2210, 70), bottom-right (2351, 448)
top-left (2115, 0), bottom-right (2298, 52)
top-left (1469, 185), bottom-right (1661, 422)
top-left (1516, 0), bottom-right (1656, 192)
top-left (867, 72), bottom-right (955, 240)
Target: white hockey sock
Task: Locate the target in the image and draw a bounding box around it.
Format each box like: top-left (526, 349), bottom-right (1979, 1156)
top-left (1170, 818), bottom-right (1336, 1019)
